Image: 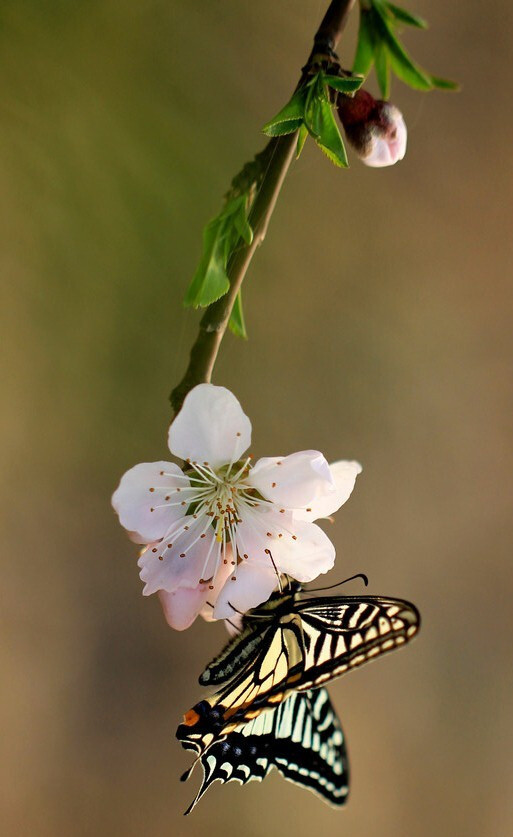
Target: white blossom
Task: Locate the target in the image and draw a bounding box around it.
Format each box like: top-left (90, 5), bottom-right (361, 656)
top-left (112, 384), bottom-right (361, 626)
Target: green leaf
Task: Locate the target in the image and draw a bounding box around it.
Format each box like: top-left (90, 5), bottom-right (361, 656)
top-left (229, 290), bottom-right (247, 339)
top-left (263, 117), bottom-right (304, 137)
top-left (374, 40), bottom-right (391, 98)
top-left (183, 217), bottom-right (230, 308)
top-left (296, 123), bottom-right (308, 158)
top-left (311, 99), bottom-right (348, 168)
top-left (263, 88), bottom-right (307, 137)
top-left (373, 5), bottom-right (433, 90)
top-left (430, 74), bottom-right (460, 91)
top-left (386, 41), bottom-right (433, 90)
top-left (323, 73), bottom-right (365, 94)
top-left (386, 2), bottom-right (427, 29)
top-left (353, 9), bottom-right (376, 78)
top-left (354, 1), bottom-right (458, 95)
top-left (303, 75), bottom-right (326, 139)
top-left (233, 199), bottom-right (253, 245)
top-left (184, 195), bottom-right (252, 309)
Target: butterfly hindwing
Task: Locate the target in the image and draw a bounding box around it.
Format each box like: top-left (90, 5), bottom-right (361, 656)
top-left (180, 687), bottom-right (349, 814)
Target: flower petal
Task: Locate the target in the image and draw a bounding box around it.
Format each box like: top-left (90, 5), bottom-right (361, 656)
top-left (213, 562), bottom-right (278, 620)
top-left (362, 105), bottom-right (407, 168)
top-left (235, 506), bottom-right (335, 582)
top-left (293, 460), bottom-right (362, 522)
top-left (138, 516), bottom-right (218, 595)
top-left (248, 450), bottom-right (335, 509)
top-left (271, 518), bottom-right (336, 581)
top-left (112, 461), bottom-right (189, 543)
top-left (158, 557), bottom-right (234, 630)
top-left (158, 586), bottom-right (209, 631)
top-left (168, 384), bottom-right (251, 469)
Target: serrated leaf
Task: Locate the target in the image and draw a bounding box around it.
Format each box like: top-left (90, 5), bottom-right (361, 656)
top-left (310, 99), bottom-right (348, 168)
top-left (263, 117), bottom-right (304, 137)
top-left (229, 290), bottom-right (247, 339)
top-left (323, 74), bottom-right (365, 94)
top-left (184, 195), bottom-right (252, 309)
top-left (353, 9), bottom-right (376, 78)
top-left (183, 217), bottom-right (231, 308)
top-left (386, 2), bottom-right (427, 28)
top-left (262, 88), bottom-right (307, 136)
top-left (296, 123), bottom-right (308, 158)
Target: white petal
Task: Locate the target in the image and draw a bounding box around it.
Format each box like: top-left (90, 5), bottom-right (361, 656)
top-left (235, 507), bottom-right (335, 582)
top-left (248, 450), bottom-right (335, 509)
top-left (199, 546), bottom-right (246, 626)
top-left (213, 562), bottom-right (278, 620)
top-left (168, 384), bottom-right (251, 469)
top-left (158, 586), bottom-right (210, 631)
top-left (138, 517), bottom-right (218, 595)
top-left (363, 106), bottom-right (407, 168)
top-left (112, 461), bottom-right (189, 543)
top-left (272, 518), bottom-right (336, 581)
top-left (294, 460), bottom-right (362, 522)
top-left (159, 556), bottom-right (236, 630)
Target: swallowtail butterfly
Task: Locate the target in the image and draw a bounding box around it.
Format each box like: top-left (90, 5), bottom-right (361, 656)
top-left (177, 582), bottom-right (419, 809)
top-left (179, 686), bottom-right (348, 814)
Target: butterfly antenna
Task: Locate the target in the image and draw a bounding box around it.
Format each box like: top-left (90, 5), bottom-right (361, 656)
top-left (306, 572), bottom-right (369, 593)
top-left (264, 548), bottom-right (283, 592)
top-left (205, 599), bottom-right (242, 633)
top-left (227, 601), bottom-right (245, 616)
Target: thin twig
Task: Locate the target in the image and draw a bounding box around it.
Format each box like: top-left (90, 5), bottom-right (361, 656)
top-left (170, 0), bottom-right (356, 413)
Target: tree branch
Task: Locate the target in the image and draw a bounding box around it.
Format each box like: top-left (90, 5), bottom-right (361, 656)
top-left (170, 0), bottom-right (356, 413)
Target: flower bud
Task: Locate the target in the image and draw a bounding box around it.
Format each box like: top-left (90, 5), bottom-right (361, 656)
top-left (337, 90), bottom-right (407, 168)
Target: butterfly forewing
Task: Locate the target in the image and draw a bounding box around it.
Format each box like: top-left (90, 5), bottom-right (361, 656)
top-left (292, 595), bottom-right (420, 690)
top-left (197, 613), bottom-right (305, 721)
top-left (179, 687), bottom-right (349, 814)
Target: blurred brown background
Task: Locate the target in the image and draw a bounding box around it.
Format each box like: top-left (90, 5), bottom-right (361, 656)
top-left (1, 1), bottom-right (512, 835)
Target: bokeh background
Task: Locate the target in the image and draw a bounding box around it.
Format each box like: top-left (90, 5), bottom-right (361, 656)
top-left (2, 1), bottom-right (512, 835)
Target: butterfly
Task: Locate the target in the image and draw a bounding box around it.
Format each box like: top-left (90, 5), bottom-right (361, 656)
top-left (177, 579), bottom-right (420, 809)
top-left (179, 685), bottom-right (348, 814)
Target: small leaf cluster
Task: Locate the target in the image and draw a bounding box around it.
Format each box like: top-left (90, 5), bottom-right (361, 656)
top-left (354, 0), bottom-right (458, 97)
top-left (263, 71), bottom-right (364, 168)
top-left (183, 193), bottom-right (252, 338)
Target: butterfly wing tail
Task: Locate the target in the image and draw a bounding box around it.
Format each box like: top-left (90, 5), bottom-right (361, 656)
top-left (182, 732), bottom-right (271, 814)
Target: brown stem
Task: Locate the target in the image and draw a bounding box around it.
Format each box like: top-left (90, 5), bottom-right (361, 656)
top-left (170, 0), bottom-right (356, 413)
top-left (314, 0), bottom-right (357, 54)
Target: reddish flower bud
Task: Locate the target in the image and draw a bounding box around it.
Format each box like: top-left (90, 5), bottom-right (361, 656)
top-left (337, 90), bottom-right (407, 168)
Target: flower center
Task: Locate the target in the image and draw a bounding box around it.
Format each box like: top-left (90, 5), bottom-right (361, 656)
top-left (184, 457), bottom-right (260, 544)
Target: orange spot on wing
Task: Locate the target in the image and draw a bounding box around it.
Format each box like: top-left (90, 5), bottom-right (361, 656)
top-left (182, 708), bottom-right (201, 727)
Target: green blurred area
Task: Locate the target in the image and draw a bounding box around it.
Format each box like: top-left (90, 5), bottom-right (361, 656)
top-left (1, 1), bottom-right (512, 835)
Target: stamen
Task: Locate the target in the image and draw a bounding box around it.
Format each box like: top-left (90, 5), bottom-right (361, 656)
top-left (229, 456), bottom-right (252, 485)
